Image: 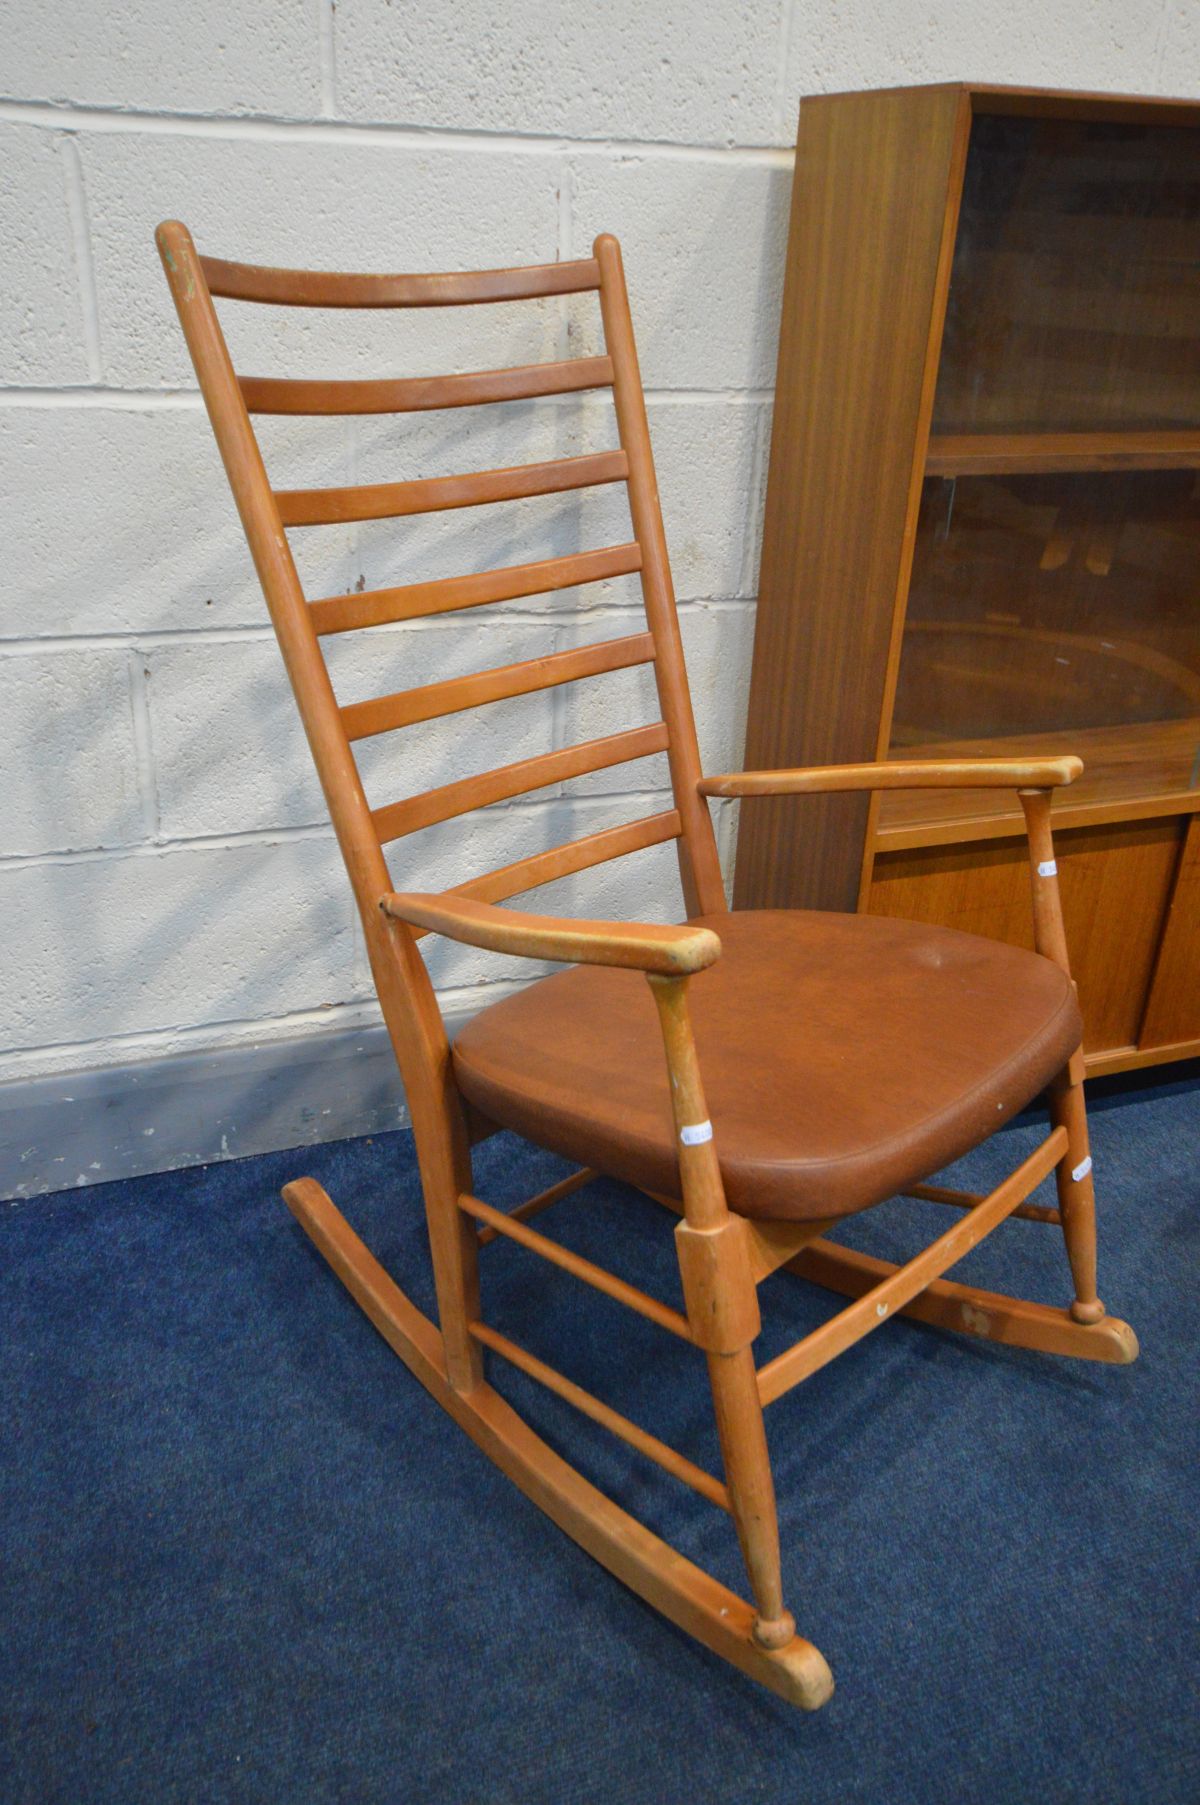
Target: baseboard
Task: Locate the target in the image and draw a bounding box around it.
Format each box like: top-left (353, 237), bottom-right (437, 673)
top-left (0, 1008), bottom-right (475, 1203)
top-left (11, 1008), bottom-right (1187, 1207)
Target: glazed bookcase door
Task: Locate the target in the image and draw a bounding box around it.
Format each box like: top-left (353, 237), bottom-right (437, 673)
top-left (884, 110), bottom-right (1200, 841)
top-left (738, 86), bottom-right (1200, 1077)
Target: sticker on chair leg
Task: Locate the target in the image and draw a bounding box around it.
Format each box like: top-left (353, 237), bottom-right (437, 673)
top-left (1072, 1155), bottom-right (1093, 1183)
top-left (680, 1121), bottom-right (713, 1146)
top-left (1037, 859), bottom-right (1058, 877)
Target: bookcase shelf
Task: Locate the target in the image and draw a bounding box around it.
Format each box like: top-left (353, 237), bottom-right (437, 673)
top-left (876, 719), bottom-right (1200, 849)
top-left (736, 83), bottom-right (1200, 1077)
top-left (926, 430), bottom-right (1200, 476)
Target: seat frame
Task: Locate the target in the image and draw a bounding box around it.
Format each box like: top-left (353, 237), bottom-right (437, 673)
top-left (158, 222), bottom-right (1137, 1710)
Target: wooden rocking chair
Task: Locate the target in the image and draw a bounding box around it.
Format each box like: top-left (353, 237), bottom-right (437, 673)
top-left (157, 222), bottom-right (1138, 1709)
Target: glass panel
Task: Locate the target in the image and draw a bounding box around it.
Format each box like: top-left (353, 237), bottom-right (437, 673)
top-left (934, 115), bottom-right (1200, 435)
top-left (882, 470), bottom-right (1200, 833)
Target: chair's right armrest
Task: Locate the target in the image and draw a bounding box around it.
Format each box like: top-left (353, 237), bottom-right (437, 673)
top-left (697, 756), bottom-right (1083, 798)
top-left (381, 892), bottom-right (721, 976)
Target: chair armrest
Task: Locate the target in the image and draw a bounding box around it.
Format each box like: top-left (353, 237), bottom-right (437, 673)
top-left (380, 892), bottom-right (721, 975)
top-left (697, 756), bottom-right (1083, 798)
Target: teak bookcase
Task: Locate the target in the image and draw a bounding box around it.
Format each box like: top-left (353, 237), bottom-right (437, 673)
top-left (736, 84), bottom-right (1200, 1077)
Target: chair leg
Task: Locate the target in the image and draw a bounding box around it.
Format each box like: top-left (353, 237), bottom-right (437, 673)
top-left (651, 972), bottom-right (800, 1655)
top-left (1049, 1056), bottom-right (1105, 1326)
top-left (421, 1161), bottom-right (486, 1392)
top-left (371, 914), bottom-right (484, 1395)
top-left (1017, 796), bottom-right (1107, 1328)
top-left (706, 1343), bottom-right (795, 1650)
top-left (672, 1208), bottom-right (794, 1650)
top-left (281, 1175), bottom-right (833, 1709)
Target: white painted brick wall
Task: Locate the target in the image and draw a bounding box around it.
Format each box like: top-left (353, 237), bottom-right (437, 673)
top-left (0, 126), bottom-right (91, 383)
top-left (2, 837), bottom-right (359, 1053)
top-left (0, 0), bottom-right (1194, 1103)
top-left (3, 646), bottom-right (145, 855)
top-left (567, 156), bottom-right (792, 389)
top-left (8, 2), bottom-right (323, 117)
top-left (333, 0), bottom-right (782, 145)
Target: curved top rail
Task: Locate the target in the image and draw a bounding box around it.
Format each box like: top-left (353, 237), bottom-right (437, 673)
top-left (199, 253), bottom-right (602, 308)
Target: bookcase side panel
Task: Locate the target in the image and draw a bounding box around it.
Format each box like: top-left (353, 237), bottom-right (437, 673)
top-left (735, 85), bottom-right (968, 910)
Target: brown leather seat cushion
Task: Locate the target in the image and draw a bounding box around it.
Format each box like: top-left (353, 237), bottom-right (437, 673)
top-left (453, 910), bottom-right (1081, 1221)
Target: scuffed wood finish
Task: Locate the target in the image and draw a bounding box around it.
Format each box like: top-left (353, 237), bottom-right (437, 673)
top-left (281, 1177), bottom-right (832, 1710)
top-left (701, 755), bottom-right (1080, 798)
top-left (787, 1238), bottom-right (1138, 1366)
top-left (735, 84), bottom-right (971, 911)
top-left (342, 633), bottom-right (655, 742)
top-left (310, 543), bottom-right (642, 636)
top-left (1018, 788), bottom-right (1105, 1324)
top-left (448, 810), bottom-right (683, 912)
top-left (371, 722), bottom-right (669, 841)
top-left (240, 355), bottom-right (614, 415)
top-left (1018, 790), bottom-right (1072, 970)
top-left (203, 253), bottom-right (601, 307)
top-left (758, 1128), bottom-right (1068, 1404)
top-left (645, 1168), bottom-right (1132, 1370)
top-left (647, 975), bottom-right (794, 1653)
top-left (276, 449), bottom-right (629, 527)
top-left (381, 892), bottom-right (721, 975)
top-left (160, 211), bottom-right (1135, 1713)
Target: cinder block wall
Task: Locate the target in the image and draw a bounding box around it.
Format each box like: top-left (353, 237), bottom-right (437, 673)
top-left (1, 0), bottom-right (1193, 1184)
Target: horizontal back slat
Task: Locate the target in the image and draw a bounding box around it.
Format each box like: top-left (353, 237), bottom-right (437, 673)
top-left (453, 810), bottom-right (683, 908)
top-left (241, 355), bottom-right (613, 416)
top-left (404, 810), bottom-right (684, 938)
top-left (310, 542), bottom-right (642, 636)
top-left (372, 723), bottom-right (669, 843)
top-left (342, 632), bottom-right (656, 742)
top-left (161, 216), bottom-right (729, 1008)
top-left (276, 449), bottom-right (628, 527)
top-left (202, 254), bottom-right (601, 308)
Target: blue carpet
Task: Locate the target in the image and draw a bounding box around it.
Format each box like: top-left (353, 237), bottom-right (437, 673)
top-left (3, 1068), bottom-right (1198, 1803)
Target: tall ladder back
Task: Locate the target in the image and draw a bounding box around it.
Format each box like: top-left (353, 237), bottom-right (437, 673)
top-left (157, 221), bottom-right (1137, 1712)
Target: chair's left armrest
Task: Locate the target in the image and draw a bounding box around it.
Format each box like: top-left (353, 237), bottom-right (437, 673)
top-left (697, 756), bottom-right (1083, 798)
top-left (697, 758), bottom-right (1083, 985)
top-left (381, 892), bottom-right (721, 975)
